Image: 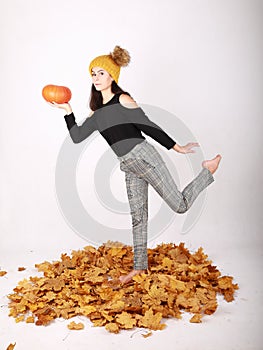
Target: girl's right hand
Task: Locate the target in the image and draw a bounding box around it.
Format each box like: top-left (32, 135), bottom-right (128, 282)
top-left (173, 142), bottom-right (199, 154)
top-left (47, 101), bottom-right (72, 115)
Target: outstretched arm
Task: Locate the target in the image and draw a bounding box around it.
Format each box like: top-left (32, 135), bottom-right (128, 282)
top-left (172, 143), bottom-right (199, 154)
top-left (119, 94), bottom-right (199, 154)
top-left (48, 102), bottom-right (96, 143)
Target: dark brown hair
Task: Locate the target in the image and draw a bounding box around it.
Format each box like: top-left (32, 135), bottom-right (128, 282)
top-left (89, 81), bottom-right (130, 111)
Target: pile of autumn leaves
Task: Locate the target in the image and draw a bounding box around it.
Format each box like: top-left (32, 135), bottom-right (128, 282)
top-left (7, 242), bottom-right (238, 334)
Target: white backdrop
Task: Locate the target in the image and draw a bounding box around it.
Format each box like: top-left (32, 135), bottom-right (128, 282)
top-left (0, 1), bottom-right (262, 349)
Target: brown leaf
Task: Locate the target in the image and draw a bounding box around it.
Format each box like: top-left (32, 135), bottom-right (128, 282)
top-left (42, 278), bottom-right (65, 291)
top-left (105, 322), bottom-right (119, 333)
top-left (26, 316), bottom-right (35, 323)
top-left (142, 331), bottom-right (152, 338)
top-left (190, 314), bottom-right (202, 323)
top-left (67, 321), bottom-right (84, 330)
top-left (142, 284), bottom-right (168, 306)
top-left (138, 308), bottom-right (166, 331)
top-left (116, 312), bottom-right (136, 329)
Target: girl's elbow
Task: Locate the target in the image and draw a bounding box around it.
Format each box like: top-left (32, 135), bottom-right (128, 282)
top-left (69, 131), bottom-right (82, 144)
top-left (72, 137), bottom-right (81, 144)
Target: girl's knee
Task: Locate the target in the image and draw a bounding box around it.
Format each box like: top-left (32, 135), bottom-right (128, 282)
top-left (171, 198), bottom-right (189, 214)
top-left (177, 206), bottom-right (188, 214)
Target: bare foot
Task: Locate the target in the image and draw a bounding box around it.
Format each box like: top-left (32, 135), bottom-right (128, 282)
top-left (202, 154), bottom-right (222, 175)
top-left (119, 269), bottom-right (146, 284)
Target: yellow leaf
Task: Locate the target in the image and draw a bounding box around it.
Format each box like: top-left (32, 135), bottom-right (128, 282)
top-left (79, 305), bottom-right (97, 316)
top-left (169, 277), bottom-right (186, 291)
top-left (15, 315), bottom-right (24, 323)
top-left (67, 321), bottom-right (84, 330)
top-left (142, 331), bottom-right (152, 338)
top-left (162, 257), bottom-right (173, 269)
top-left (105, 322), bottom-right (119, 333)
top-left (116, 312), bottom-right (136, 329)
top-left (190, 314), bottom-right (202, 323)
top-left (138, 308), bottom-right (166, 331)
top-left (26, 316), bottom-right (35, 323)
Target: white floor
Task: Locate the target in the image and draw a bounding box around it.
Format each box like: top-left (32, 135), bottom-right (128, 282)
top-left (1, 236), bottom-right (262, 350)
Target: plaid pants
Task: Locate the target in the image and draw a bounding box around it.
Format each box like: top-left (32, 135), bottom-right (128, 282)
top-left (118, 139), bottom-right (214, 270)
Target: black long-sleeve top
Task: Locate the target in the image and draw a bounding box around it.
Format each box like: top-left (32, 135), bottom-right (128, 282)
top-left (64, 92), bottom-right (176, 157)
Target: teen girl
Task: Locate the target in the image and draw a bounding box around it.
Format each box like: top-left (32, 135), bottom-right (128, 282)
top-left (49, 46), bottom-right (221, 284)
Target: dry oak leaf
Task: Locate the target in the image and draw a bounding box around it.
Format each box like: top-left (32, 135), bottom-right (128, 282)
top-left (6, 344), bottom-right (16, 350)
top-left (43, 291), bottom-right (57, 302)
top-left (26, 316), bottom-right (35, 323)
top-left (162, 257), bottom-right (173, 269)
top-left (133, 273), bottom-right (151, 291)
top-left (116, 311), bottom-right (137, 329)
top-left (92, 318), bottom-right (107, 327)
top-left (109, 247), bottom-right (128, 258)
top-left (142, 284), bottom-right (168, 306)
top-left (217, 276), bottom-right (234, 289)
top-left (138, 308), bottom-right (166, 331)
top-left (103, 300), bottom-right (125, 312)
top-left (223, 290), bottom-right (236, 303)
top-left (41, 278), bottom-right (65, 291)
top-left (35, 261), bottom-right (54, 274)
top-left (190, 247), bottom-right (208, 263)
top-left (176, 294), bottom-right (201, 313)
top-left (84, 267), bottom-right (107, 283)
top-left (122, 294), bottom-right (143, 313)
top-left (217, 276), bottom-right (239, 302)
top-left (202, 299), bottom-right (218, 315)
top-left (13, 278), bottom-right (35, 293)
top-left (190, 313), bottom-right (202, 323)
top-left (95, 285), bottom-right (121, 301)
top-left (168, 276), bottom-right (186, 292)
top-left (18, 267), bottom-right (26, 271)
top-left (0, 271), bottom-right (7, 277)
top-left (101, 311), bottom-right (115, 322)
top-left (15, 315), bottom-right (24, 323)
top-left (195, 288), bottom-right (212, 304)
top-left (105, 322), bottom-right (120, 333)
top-left (23, 292), bottom-right (38, 303)
top-left (142, 331), bottom-right (153, 338)
top-left (67, 321), bottom-right (84, 330)
top-left (79, 305), bottom-right (97, 316)
top-left (35, 314), bottom-right (56, 326)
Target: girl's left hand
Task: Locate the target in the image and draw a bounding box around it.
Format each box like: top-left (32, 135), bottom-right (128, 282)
top-left (173, 142), bottom-right (199, 154)
top-left (47, 101), bottom-right (72, 115)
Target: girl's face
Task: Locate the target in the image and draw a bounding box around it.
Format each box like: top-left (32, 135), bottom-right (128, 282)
top-left (91, 67), bottom-right (113, 91)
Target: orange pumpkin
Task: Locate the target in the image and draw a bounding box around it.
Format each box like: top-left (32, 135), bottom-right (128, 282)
top-left (42, 84), bottom-right (72, 104)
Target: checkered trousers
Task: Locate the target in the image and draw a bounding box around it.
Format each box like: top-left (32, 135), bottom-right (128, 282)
top-left (117, 140), bottom-right (214, 270)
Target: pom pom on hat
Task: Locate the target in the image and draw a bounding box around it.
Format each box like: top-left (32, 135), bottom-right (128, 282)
top-left (89, 45), bottom-right (130, 83)
top-left (110, 46), bottom-right (130, 67)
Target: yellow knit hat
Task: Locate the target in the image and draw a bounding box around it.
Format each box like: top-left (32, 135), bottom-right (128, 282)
top-left (89, 46), bottom-right (130, 84)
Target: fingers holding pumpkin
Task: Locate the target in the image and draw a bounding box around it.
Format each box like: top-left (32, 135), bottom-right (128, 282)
top-left (47, 101), bottom-right (72, 114)
top-left (49, 101), bottom-right (68, 108)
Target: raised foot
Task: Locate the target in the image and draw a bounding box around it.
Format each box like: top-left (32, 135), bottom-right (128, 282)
top-left (119, 269), bottom-right (146, 284)
top-left (202, 154), bottom-right (222, 175)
